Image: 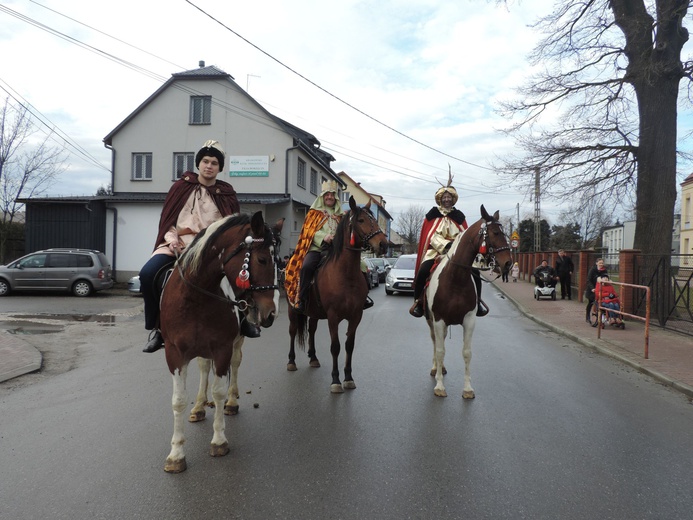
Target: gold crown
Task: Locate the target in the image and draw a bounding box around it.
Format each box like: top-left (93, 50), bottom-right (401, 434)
top-left (321, 180), bottom-right (338, 195)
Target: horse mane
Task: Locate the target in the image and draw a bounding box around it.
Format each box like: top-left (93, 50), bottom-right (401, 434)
top-left (178, 213), bottom-right (251, 274)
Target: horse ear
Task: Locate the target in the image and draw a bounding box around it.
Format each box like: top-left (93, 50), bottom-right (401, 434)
top-left (349, 196), bottom-right (357, 212)
top-left (250, 211), bottom-right (265, 236)
top-left (365, 198), bottom-right (372, 210)
top-left (480, 205), bottom-right (490, 221)
top-left (493, 210), bottom-right (500, 221)
top-left (274, 217), bottom-right (285, 233)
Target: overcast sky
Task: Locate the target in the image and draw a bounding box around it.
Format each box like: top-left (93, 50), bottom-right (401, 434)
top-left (3, 0), bottom-right (685, 226)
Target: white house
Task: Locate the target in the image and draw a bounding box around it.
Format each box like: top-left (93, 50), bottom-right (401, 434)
top-left (601, 220), bottom-right (635, 257)
top-left (103, 62), bottom-right (344, 281)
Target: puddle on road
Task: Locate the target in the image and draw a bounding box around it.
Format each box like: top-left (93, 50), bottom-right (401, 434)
top-left (0, 314), bottom-right (117, 334)
top-left (0, 320), bottom-right (64, 334)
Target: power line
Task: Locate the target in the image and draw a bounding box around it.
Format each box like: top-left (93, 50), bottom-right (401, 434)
top-left (184, 0), bottom-right (496, 172)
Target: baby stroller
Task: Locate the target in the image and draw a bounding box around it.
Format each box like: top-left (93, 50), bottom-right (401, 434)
top-left (534, 271), bottom-right (557, 300)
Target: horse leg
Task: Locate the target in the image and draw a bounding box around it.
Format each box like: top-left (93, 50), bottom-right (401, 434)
top-left (209, 373), bottom-right (230, 457)
top-left (430, 321), bottom-right (448, 397)
top-left (190, 358), bottom-right (211, 422)
top-left (428, 318), bottom-right (447, 377)
top-left (342, 319), bottom-right (359, 390)
top-left (308, 317), bottom-right (320, 368)
top-left (288, 311), bottom-right (298, 371)
top-left (225, 336), bottom-right (243, 415)
top-left (461, 318), bottom-right (476, 399)
top-left (165, 364), bottom-right (189, 473)
top-left (328, 319), bottom-right (343, 394)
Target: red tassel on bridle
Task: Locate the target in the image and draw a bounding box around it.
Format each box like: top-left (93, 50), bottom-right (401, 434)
top-left (479, 241), bottom-right (487, 254)
top-left (350, 231), bottom-right (356, 247)
top-left (236, 270), bottom-right (250, 289)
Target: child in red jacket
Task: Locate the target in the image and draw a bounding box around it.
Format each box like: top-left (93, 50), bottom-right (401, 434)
top-left (596, 275), bottom-right (624, 328)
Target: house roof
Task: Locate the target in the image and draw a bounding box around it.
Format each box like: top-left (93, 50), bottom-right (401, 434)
top-left (682, 172), bottom-right (693, 187)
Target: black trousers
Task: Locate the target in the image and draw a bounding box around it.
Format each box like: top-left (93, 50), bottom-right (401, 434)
top-left (558, 273), bottom-right (572, 298)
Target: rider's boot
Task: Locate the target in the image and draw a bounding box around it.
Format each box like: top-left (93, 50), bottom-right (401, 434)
top-left (476, 299), bottom-right (489, 317)
top-left (239, 311), bottom-right (261, 338)
top-left (143, 329), bottom-right (164, 353)
top-left (409, 299), bottom-right (424, 318)
top-left (363, 296), bottom-right (374, 310)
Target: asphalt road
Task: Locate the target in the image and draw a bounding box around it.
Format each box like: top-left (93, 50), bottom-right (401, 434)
top-left (0, 286), bottom-right (692, 520)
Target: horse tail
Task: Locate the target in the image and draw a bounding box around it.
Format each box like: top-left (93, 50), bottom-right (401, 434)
top-left (296, 312), bottom-right (308, 350)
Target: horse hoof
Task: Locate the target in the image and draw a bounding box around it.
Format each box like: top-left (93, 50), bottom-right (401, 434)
top-left (210, 442), bottom-right (229, 457)
top-left (188, 410), bottom-right (206, 422)
top-left (343, 381), bottom-right (356, 390)
top-left (287, 363), bottom-right (297, 372)
top-left (434, 388), bottom-right (447, 397)
top-left (462, 390), bottom-right (476, 399)
top-left (224, 405), bottom-right (239, 416)
top-left (330, 384), bottom-right (344, 394)
top-left (164, 457), bottom-right (187, 473)
top-left (309, 359), bottom-right (321, 368)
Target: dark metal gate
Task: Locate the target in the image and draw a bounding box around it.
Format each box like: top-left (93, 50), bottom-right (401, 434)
top-left (633, 255), bottom-right (693, 336)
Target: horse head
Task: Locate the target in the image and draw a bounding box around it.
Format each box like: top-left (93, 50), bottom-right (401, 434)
top-left (230, 211), bottom-right (283, 328)
top-left (348, 196), bottom-right (388, 255)
top-left (477, 205), bottom-right (513, 275)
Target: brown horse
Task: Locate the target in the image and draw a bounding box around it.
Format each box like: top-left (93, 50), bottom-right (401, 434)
top-left (160, 212), bottom-right (281, 473)
top-left (423, 205), bottom-right (513, 398)
top-left (287, 197), bottom-right (388, 393)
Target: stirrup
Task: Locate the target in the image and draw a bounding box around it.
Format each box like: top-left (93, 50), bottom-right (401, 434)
top-left (409, 299), bottom-right (424, 318)
top-left (363, 296), bottom-right (374, 310)
top-left (476, 300), bottom-right (489, 317)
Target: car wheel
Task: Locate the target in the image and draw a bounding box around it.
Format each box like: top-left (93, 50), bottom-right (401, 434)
top-left (0, 278), bottom-right (10, 296)
top-left (72, 280), bottom-right (93, 297)
top-left (374, 278), bottom-right (379, 287)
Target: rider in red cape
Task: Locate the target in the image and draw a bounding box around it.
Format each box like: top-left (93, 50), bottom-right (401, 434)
top-left (409, 174), bottom-right (488, 318)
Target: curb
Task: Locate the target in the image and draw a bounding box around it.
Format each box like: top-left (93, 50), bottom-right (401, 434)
top-left (0, 332), bottom-right (42, 383)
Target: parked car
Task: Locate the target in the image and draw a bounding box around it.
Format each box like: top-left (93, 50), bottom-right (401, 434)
top-left (366, 257), bottom-right (388, 282)
top-left (385, 254), bottom-right (417, 295)
top-left (0, 248), bottom-right (114, 297)
top-left (128, 275), bottom-right (141, 294)
top-left (362, 258), bottom-right (380, 289)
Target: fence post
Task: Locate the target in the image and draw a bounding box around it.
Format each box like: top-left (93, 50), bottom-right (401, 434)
top-left (619, 249), bottom-right (639, 315)
top-left (578, 251), bottom-right (591, 303)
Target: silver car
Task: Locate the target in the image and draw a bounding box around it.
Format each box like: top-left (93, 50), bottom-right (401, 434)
top-left (0, 248), bottom-right (114, 297)
top-left (385, 254), bottom-right (417, 295)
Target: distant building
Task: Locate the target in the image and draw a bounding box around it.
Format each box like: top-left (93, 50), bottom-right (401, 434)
top-left (681, 172), bottom-right (693, 257)
top-left (602, 221), bottom-right (635, 257)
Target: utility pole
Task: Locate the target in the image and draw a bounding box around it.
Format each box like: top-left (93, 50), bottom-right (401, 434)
top-left (534, 167), bottom-right (541, 252)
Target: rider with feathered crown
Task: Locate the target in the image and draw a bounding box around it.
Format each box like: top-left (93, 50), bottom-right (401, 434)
top-left (409, 170), bottom-right (488, 318)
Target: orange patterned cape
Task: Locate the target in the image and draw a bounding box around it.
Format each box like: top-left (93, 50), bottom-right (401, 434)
top-left (284, 209), bottom-right (330, 306)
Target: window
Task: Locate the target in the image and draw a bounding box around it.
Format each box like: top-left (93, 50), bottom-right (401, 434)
top-left (190, 96), bottom-right (211, 125)
top-left (132, 153), bottom-right (152, 180)
top-left (310, 168), bottom-right (318, 195)
top-left (173, 153), bottom-right (195, 180)
top-left (297, 158), bottom-right (306, 188)
top-left (342, 191), bottom-right (350, 203)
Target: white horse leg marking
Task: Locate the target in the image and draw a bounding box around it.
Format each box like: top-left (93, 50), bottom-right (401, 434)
top-left (431, 319), bottom-right (448, 397)
top-left (461, 313), bottom-right (476, 399)
top-left (226, 336), bottom-right (244, 415)
top-left (210, 372), bottom-right (230, 456)
top-left (190, 358), bottom-right (211, 422)
top-left (165, 364), bottom-right (189, 473)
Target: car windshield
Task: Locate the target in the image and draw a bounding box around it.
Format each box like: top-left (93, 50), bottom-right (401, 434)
top-left (394, 256), bottom-right (416, 270)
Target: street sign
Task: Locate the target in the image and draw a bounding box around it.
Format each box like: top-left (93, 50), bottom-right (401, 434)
top-left (511, 239), bottom-right (519, 248)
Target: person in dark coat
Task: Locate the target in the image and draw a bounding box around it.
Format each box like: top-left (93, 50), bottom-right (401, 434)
top-left (585, 258), bottom-right (608, 323)
top-left (555, 249), bottom-right (575, 300)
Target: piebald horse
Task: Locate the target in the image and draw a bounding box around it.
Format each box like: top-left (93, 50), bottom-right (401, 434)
top-left (423, 205), bottom-right (513, 398)
top-left (287, 197), bottom-right (388, 393)
top-left (160, 212), bottom-right (281, 473)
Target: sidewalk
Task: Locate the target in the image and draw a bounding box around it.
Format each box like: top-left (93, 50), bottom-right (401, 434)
top-left (2, 281), bottom-right (693, 396)
top-left (492, 277), bottom-right (693, 398)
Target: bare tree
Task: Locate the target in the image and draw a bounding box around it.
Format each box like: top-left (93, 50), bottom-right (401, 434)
top-left (394, 204), bottom-right (426, 253)
top-left (497, 0), bottom-right (690, 257)
top-left (0, 98), bottom-right (66, 224)
top-left (559, 191), bottom-right (613, 249)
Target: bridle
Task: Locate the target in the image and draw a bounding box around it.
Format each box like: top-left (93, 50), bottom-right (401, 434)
top-left (176, 228), bottom-right (278, 308)
top-left (345, 207), bottom-right (386, 252)
top-left (448, 219), bottom-right (511, 275)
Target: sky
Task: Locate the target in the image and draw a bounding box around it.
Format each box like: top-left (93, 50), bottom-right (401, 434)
top-left (1, 0), bottom-right (688, 228)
